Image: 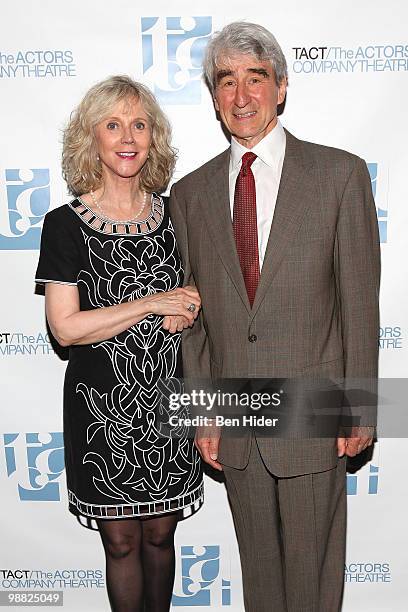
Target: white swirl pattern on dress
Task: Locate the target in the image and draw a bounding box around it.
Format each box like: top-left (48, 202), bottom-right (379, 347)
top-left (74, 227), bottom-right (201, 509)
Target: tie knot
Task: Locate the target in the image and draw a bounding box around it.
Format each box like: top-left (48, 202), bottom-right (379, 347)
top-left (241, 152), bottom-right (257, 175)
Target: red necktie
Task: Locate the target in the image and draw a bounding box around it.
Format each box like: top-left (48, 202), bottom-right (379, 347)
top-left (233, 152), bottom-right (260, 307)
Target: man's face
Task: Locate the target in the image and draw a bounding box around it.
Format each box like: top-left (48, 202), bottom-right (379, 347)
top-left (213, 53), bottom-right (287, 149)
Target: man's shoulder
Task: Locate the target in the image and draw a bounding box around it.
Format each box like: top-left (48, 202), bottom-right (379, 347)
top-left (172, 148), bottom-right (230, 194)
top-left (289, 131), bottom-right (363, 172)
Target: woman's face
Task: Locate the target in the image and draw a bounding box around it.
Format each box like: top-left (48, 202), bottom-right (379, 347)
top-left (94, 96), bottom-right (152, 183)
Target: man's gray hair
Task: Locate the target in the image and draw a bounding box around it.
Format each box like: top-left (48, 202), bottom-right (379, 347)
top-left (203, 21), bottom-right (288, 94)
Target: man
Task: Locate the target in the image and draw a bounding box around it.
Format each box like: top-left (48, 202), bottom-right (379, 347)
top-left (169, 21), bottom-right (380, 612)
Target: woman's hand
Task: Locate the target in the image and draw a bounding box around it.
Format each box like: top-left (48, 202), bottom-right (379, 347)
top-left (147, 286), bottom-right (201, 326)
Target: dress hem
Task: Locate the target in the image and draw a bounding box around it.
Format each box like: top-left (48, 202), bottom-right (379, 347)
top-left (68, 481), bottom-right (204, 527)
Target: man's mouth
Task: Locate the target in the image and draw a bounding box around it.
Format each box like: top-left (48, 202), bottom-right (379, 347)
top-left (233, 111), bottom-right (256, 120)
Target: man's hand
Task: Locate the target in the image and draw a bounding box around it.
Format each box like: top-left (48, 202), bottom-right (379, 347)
top-left (162, 314), bottom-right (192, 333)
top-left (195, 423), bottom-right (223, 471)
top-left (337, 426), bottom-right (375, 457)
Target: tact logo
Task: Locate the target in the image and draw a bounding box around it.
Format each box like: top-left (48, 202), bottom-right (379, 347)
top-left (293, 47), bottom-right (328, 60)
top-left (0, 331), bottom-right (54, 356)
top-left (379, 325), bottom-right (402, 349)
top-left (0, 568), bottom-right (105, 590)
top-left (3, 433), bottom-right (64, 501)
top-left (292, 44), bottom-right (408, 74)
top-left (0, 50), bottom-right (76, 79)
top-left (345, 562), bottom-right (391, 583)
top-left (141, 17), bottom-right (212, 104)
top-left (0, 169), bottom-right (50, 249)
top-left (172, 545), bottom-right (231, 606)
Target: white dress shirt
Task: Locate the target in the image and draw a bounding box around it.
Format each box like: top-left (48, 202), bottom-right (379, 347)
top-left (229, 120), bottom-right (286, 269)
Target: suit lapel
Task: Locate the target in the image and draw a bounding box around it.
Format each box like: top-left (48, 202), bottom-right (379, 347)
top-left (251, 130), bottom-right (316, 317)
top-left (200, 149), bottom-right (252, 312)
top-left (198, 131), bottom-right (316, 317)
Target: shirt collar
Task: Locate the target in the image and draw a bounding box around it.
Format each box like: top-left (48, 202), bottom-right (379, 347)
top-left (230, 119), bottom-right (286, 172)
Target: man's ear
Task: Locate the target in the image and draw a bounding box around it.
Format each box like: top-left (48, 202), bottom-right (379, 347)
top-left (213, 95), bottom-right (220, 112)
top-left (277, 77), bottom-right (288, 105)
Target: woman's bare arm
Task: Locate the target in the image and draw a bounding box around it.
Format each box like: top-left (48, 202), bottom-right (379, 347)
top-left (45, 283), bottom-right (200, 346)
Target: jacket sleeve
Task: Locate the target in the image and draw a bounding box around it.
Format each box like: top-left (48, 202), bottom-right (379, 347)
top-left (170, 183), bottom-right (211, 382)
top-left (334, 157), bottom-right (380, 427)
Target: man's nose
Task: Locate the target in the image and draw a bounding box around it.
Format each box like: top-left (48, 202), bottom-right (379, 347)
top-left (234, 82), bottom-right (251, 107)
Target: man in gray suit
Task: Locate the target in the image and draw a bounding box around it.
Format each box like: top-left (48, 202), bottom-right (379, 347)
top-left (169, 21), bottom-right (380, 612)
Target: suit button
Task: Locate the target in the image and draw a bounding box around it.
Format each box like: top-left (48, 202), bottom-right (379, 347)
top-left (248, 334), bottom-right (257, 343)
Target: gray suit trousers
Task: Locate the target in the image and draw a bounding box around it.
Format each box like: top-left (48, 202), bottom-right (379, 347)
top-left (223, 437), bottom-right (346, 612)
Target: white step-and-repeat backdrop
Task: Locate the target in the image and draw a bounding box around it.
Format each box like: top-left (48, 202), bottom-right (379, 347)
top-left (1, 1), bottom-right (407, 610)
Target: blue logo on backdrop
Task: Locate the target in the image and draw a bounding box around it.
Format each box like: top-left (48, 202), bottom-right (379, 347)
top-left (0, 568), bottom-right (105, 589)
top-left (367, 163), bottom-right (387, 243)
top-left (0, 169), bottom-right (50, 249)
top-left (172, 545), bottom-right (231, 606)
top-left (4, 433), bottom-right (64, 501)
top-left (141, 17), bottom-right (212, 104)
top-left (344, 562), bottom-right (391, 583)
top-left (347, 464), bottom-right (379, 495)
top-left (0, 50), bottom-right (76, 79)
top-left (0, 331), bottom-right (54, 356)
top-left (292, 44), bottom-right (408, 74)
top-left (378, 325), bottom-right (403, 349)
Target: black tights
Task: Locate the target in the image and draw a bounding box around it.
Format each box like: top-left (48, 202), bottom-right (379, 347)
top-left (96, 513), bottom-right (178, 612)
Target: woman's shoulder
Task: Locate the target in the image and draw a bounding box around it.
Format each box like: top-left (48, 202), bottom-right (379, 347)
top-left (44, 200), bottom-right (80, 225)
top-left (42, 200), bottom-right (82, 241)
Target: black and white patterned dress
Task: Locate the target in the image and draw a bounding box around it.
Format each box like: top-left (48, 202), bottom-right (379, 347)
top-left (35, 195), bottom-right (203, 525)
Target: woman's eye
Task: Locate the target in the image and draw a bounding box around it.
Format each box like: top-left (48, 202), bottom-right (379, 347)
top-left (135, 122), bottom-right (145, 130)
top-left (106, 122), bottom-right (118, 129)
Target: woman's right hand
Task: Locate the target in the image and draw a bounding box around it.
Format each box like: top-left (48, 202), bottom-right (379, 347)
top-left (146, 285), bottom-right (201, 325)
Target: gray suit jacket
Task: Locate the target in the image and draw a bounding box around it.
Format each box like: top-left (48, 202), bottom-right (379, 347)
top-left (170, 130), bottom-right (380, 477)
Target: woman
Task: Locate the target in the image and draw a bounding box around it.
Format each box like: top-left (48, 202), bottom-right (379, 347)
top-left (35, 75), bottom-right (203, 612)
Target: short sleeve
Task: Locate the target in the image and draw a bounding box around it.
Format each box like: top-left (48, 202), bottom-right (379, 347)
top-left (35, 208), bottom-right (80, 286)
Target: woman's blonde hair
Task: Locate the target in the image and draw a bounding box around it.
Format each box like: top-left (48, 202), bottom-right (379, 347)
top-left (62, 75), bottom-right (177, 196)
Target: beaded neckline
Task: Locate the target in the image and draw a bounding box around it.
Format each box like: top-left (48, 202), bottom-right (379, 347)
top-left (69, 193), bottom-right (164, 236)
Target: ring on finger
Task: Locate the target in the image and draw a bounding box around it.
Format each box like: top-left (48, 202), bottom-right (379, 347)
top-left (187, 303), bottom-right (196, 312)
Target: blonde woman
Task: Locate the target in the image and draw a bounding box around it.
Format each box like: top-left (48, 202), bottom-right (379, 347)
top-left (35, 76), bottom-right (203, 612)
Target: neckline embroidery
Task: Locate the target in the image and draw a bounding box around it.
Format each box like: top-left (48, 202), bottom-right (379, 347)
top-left (69, 194), bottom-right (164, 236)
